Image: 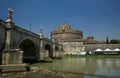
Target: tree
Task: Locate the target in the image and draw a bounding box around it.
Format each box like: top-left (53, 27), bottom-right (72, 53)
top-left (106, 37), bottom-right (109, 44)
top-left (110, 39), bottom-right (120, 44)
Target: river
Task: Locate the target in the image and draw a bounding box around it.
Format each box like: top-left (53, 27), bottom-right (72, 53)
top-left (30, 56), bottom-right (120, 78)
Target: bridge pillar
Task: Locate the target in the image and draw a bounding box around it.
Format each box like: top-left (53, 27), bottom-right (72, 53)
top-left (4, 22), bottom-right (14, 49)
top-left (59, 45), bottom-right (63, 57)
top-left (2, 49), bottom-right (23, 65)
top-left (52, 43), bottom-right (56, 58)
top-left (2, 9), bottom-right (24, 64)
top-left (0, 9), bottom-right (26, 73)
top-left (1, 49), bottom-right (26, 72)
top-left (52, 39), bottom-right (62, 59)
top-left (39, 28), bottom-right (51, 61)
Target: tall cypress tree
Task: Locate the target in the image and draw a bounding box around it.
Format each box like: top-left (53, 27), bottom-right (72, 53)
top-left (106, 37), bottom-right (109, 44)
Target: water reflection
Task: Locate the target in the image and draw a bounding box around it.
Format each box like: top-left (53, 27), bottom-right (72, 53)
top-left (32, 56), bottom-right (120, 77)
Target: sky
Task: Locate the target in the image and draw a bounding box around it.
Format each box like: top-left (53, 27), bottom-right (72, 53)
top-left (0, 0), bottom-right (120, 41)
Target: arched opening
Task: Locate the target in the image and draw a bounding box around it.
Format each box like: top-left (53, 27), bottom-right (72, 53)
top-left (45, 44), bottom-right (53, 58)
top-left (19, 39), bottom-right (37, 63)
top-left (55, 46), bottom-right (59, 51)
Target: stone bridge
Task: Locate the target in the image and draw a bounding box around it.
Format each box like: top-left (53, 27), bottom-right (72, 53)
top-left (0, 9), bottom-right (62, 66)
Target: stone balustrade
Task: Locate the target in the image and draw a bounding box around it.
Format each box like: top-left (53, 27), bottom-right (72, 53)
top-left (14, 25), bottom-right (39, 39)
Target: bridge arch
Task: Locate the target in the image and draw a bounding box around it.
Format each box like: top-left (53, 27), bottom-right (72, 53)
top-left (44, 44), bottom-right (53, 58)
top-left (18, 38), bottom-right (38, 63)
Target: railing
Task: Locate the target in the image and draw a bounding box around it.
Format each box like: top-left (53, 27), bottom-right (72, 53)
top-left (0, 20), bottom-right (40, 39)
top-left (14, 25), bottom-right (39, 38)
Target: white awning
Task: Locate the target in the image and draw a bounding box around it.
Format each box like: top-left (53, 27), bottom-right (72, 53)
top-left (95, 48), bottom-right (103, 51)
top-left (113, 48), bottom-right (120, 51)
top-left (104, 48), bottom-right (112, 51)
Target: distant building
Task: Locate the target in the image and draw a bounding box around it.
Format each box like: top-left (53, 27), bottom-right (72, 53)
top-left (50, 23), bottom-right (103, 52)
top-left (51, 23), bottom-right (98, 45)
top-left (50, 23), bottom-right (120, 53)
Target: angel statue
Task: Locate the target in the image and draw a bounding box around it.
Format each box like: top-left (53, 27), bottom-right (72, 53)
top-left (8, 8), bottom-right (14, 17)
top-left (6, 8), bottom-right (14, 22)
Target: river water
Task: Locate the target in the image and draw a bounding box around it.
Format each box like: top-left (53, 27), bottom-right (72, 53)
top-left (31, 56), bottom-right (120, 78)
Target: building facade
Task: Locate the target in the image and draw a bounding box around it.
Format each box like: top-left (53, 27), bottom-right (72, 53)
top-left (50, 23), bottom-right (120, 52)
top-left (51, 23), bottom-right (98, 45)
top-left (51, 23), bottom-right (83, 44)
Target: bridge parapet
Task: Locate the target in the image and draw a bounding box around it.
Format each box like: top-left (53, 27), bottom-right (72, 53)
top-left (14, 25), bottom-right (39, 39)
top-left (0, 20), bottom-right (6, 52)
top-left (0, 20), bottom-right (5, 28)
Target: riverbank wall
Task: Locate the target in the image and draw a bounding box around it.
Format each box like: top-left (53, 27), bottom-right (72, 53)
top-left (63, 44), bottom-right (120, 52)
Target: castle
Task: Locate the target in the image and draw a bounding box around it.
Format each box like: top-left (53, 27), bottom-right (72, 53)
top-left (51, 23), bottom-right (120, 52)
top-left (51, 23), bottom-right (99, 44)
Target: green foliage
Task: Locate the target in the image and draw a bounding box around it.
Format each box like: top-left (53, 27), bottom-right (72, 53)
top-left (110, 39), bottom-right (120, 44)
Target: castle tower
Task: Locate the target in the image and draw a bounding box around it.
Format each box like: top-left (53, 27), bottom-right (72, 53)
top-left (51, 23), bottom-right (83, 45)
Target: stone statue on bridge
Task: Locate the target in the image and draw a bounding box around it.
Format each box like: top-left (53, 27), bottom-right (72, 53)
top-left (8, 8), bottom-right (14, 16)
top-left (40, 27), bottom-right (43, 35)
top-left (6, 8), bottom-right (14, 22)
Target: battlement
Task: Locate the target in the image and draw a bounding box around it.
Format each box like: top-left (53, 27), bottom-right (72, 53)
top-left (51, 29), bottom-right (83, 35)
top-left (69, 30), bottom-right (83, 35)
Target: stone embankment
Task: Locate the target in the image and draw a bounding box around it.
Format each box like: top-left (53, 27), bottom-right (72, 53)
top-left (1, 66), bottom-right (120, 78)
